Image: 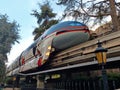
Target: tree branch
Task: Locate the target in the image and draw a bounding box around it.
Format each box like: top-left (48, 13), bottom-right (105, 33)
top-left (80, 0), bottom-right (110, 17)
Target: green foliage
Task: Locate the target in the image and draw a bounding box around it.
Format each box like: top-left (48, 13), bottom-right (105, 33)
top-left (31, 2), bottom-right (56, 25)
top-left (96, 72), bottom-right (120, 81)
top-left (0, 14), bottom-right (20, 83)
top-left (4, 77), bottom-right (13, 85)
top-left (0, 60), bottom-right (6, 82)
top-left (0, 14), bottom-right (20, 57)
top-left (33, 20), bottom-right (58, 40)
top-left (31, 1), bottom-right (59, 40)
top-left (107, 72), bottom-right (120, 80)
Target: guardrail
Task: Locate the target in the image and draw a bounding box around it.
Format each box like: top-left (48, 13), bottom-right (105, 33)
top-left (10, 30), bottom-right (120, 76)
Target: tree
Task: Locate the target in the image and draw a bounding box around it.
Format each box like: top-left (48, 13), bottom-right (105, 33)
top-left (56, 0), bottom-right (120, 30)
top-left (109, 0), bottom-right (120, 31)
top-left (32, 20), bottom-right (58, 40)
top-left (31, 1), bottom-right (59, 40)
top-left (31, 2), bottom-right (56, 25)
top-left (0, 14), bottom-right (20, 83)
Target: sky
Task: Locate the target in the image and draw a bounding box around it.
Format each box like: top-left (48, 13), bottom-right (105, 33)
top-left (0, 0), bottom-right (64, 65)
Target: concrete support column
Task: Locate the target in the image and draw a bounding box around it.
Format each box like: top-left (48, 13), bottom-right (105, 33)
top-left (37, 75), bottom-right (45, 89)
top-left (16, 76), bottom-right (20, 87)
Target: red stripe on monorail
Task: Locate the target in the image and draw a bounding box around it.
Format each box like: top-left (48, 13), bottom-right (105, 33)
top-left (57, 26), bottom-right (88, 31)
top-left (44, 29), bottom-right (90, 39)
top-left (56, 29), bottom-right (89, 35)
top-left (42, 26), bottom-right (89, 39)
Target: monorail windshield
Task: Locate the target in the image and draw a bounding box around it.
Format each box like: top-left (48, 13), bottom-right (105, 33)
top-left (41, 21), bottom-right (87, 38)
top-left (25, 39), bottom-right (38, 52)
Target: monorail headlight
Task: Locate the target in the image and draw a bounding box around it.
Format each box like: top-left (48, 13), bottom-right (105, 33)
top-left (46, 52), bottom-right (50, 56)
top-left (45, 46), bottom-right (51, 56)
top-left (48, 46), bottom-right (51, 50)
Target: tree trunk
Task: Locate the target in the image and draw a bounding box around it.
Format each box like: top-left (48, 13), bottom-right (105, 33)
top-left (109, 0), bottom-right (120, 31)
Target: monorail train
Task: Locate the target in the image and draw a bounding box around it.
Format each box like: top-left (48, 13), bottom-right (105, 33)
top-left (6, 21), bottom-right (90, 76)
